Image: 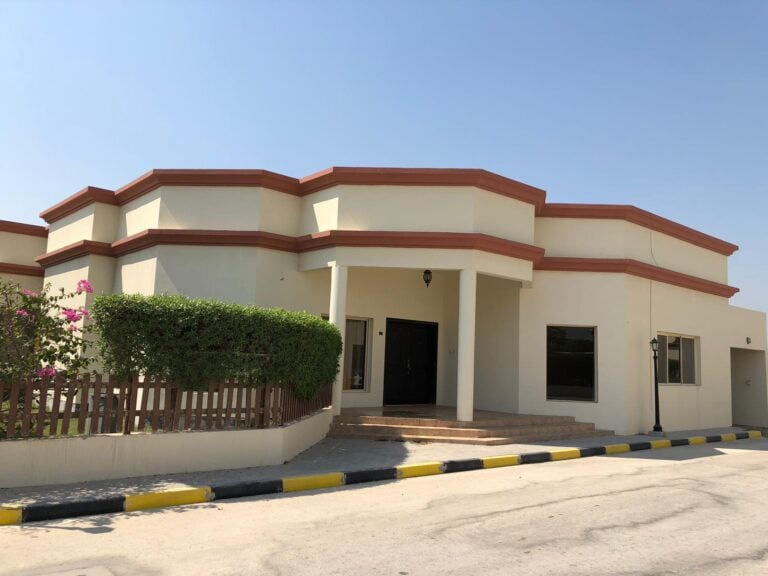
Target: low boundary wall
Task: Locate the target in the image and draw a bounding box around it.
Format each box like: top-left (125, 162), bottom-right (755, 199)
top-left (0, 408), bottom-right (333, 489)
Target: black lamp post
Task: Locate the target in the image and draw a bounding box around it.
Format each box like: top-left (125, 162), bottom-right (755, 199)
top-left (422, 269), bottom-right (433, 288)
top-left (650, 338), bottom-right (663, 433)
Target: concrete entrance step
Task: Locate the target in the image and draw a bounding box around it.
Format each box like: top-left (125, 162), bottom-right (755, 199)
top-left (333, 413), bottom-right (578, 429)
top-left (330, 409), bottom-right (613, 445)
top-left (329, 421), bottom-right (598, 439)
top-left (327, 428), bottom-right (613, 446)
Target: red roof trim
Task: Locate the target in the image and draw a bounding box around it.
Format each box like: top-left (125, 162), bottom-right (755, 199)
top-left (299, 167), bottom-right (547, 208)
top-left (0, 262), bottom-right (44, 277)
top-left (111, 229), bottom-right (298, 257)
top-left (538, 204), bottom-right (738, 256)
top-left (534, 257), bottom-right (738, 298)
top-left (39, 187), bottom-right (117, 224)
top-left (0, 219), bottom-right (48, 238)
top-left (35, 240), bottom-right (114, 268)
top-left (296, 230), bottom-right (545, 261)
top-left (114, 169), bottom-right (302, 204)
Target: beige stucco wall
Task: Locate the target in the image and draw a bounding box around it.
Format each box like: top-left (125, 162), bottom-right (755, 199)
top-left (518, 272), bottom-right (631, 433)
top-left (43, 257), bottom-right (90, 310)
top-left (474, 275), bottom-right (520, 413)
top-left (114, 249), bottom-right (158, 295)
top-left (46, 206), bottom-right (96, 252)
top-left (118, 190), bottom-right (162, 239)
top-left (92, 203), bottom-right (120, 244)
top-left (730, 349), bottom-right (768, 428)
top-left (156, 186), bottom-right (301, 236)
top-left (517, 270), bottom-right (767, 435)
top-left (300, 246), bottom-right (534, 284)
top-left (151, 245), bottom-right (328, 310)
top-left (0, 272), bottom-right (44, 292)
top-left (0, 231), bottom-right (47, 265)
top-left (302, 190), bottom-right (339, 233)
top-left (301, 185), bottom-right (535, 244)
top-left (635, 280), bottom-right (766, 432)
top-left (0, 408), bottom-right (333, 488)
top-left (535, 218), bottom-right (729, 284)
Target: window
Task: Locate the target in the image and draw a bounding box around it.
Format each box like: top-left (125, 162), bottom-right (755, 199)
top-left (657, 334), bottom-right (697, 385)
top-left (343, 319), bottom-right (369, 391)
top-left (322, 315), bottom-right (371, 391)
top-left (547, 326), bottom-right (596, 401)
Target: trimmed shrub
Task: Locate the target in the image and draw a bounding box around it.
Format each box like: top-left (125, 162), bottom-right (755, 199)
top-left (90, 294), bottom-right (342, 399)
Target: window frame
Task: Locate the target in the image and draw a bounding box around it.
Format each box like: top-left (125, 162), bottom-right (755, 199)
top-left (321, 314), bottom-right (374, 393)
top-left (545, 324), bottom-right (598, 403)
top-left (657, 332), bottom-right (699, 386)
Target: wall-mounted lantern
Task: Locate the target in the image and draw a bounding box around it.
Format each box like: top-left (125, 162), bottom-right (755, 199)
top-left (422, 269), bottom-right (433, 288)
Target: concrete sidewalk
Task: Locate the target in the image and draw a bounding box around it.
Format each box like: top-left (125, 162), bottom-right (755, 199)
top-left (0, 426), bottom-right (755, 507)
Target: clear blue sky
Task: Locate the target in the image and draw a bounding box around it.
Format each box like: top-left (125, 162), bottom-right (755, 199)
top-left (1, 1), bottom-right (766, 312)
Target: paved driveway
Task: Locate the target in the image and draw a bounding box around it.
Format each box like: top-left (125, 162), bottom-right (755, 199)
top-left (2, 438), bottom-right (768, 575)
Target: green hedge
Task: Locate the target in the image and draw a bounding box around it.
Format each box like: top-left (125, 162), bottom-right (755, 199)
top-left (90, 294), bottom-right (341, 399)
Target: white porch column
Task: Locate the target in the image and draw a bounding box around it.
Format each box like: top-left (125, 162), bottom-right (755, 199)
top-left (457, 268), bottom-right (477, 422)
top-left (329, 264), bottom-right (348, 415)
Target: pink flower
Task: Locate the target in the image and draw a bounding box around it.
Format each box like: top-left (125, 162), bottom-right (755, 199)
top-left (22, 289), bottom-right (38, 297)
top-left (76, 279), bottom-right (93, 294)
top-left (67, 324), bottom-right (79, 332)
top-left (61, 308), bottom-right (81, 322)
top-left (37, 367), bottom-right (57, 378)
top-left (15, 309), bottom-right (30, 317)
top-left (78, 307), bottom-right (90, 318)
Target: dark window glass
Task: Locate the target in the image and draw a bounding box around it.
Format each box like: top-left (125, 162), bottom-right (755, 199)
top-left (343, 319), bottom-right (368, 390)
top-left (547, 326), bottom-right (596, 401)
top-left (321, 315), bottom-right (370, 391)
top-left (657, 335), bottom-right (668, 383)
top-left (682, 337), bottom-right (696, 384)
top-left (667, 336), bottom-right (681, 383)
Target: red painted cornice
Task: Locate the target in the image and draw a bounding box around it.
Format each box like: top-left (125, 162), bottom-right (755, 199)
top-left (538, 204), bottom-right (738, 256)
top-left (35, 240), bottom-right (114, 268)
top-left (111, 229), bottom-right (298, 257)
top-left (0, 262), bottom-right (44, 277)
top-left (299, 167), bottom-right (547, 209)
top-left (35, 232), bottom-right (739, 298)
top-left (114, 169), bottom-right (302, 204)
top-left (534, 257), bottom-right (738, 298)
top-left (0, 219), bottom-right (48, 238)
top-left (296, 230), bottom-right (546, 261)
top-left (36, 169), bottom-right (737, 259)
top-left (39, 187), bottom-right (117, 224)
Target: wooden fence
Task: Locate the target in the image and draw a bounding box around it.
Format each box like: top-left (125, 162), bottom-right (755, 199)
top-left (0, 374), bottom-right (333, 440)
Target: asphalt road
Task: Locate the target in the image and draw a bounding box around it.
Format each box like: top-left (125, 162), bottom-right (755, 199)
top-left (3, 439), bottom-right (768, 576)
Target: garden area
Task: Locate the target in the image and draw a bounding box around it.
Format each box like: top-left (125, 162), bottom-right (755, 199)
top-left (0, 280), bottom-right (342, 440)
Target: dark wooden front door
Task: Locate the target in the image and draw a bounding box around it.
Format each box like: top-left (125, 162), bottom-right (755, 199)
top-left (383, 318), bottom-right (438, 405)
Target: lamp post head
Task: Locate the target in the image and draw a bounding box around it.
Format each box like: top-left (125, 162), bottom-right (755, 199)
top-left (423, 269), bottom-right (433, 288)
top-left (650, 337), bottom-right (659, 353)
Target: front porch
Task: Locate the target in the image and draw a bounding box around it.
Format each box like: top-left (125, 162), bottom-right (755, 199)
top-left (330, 405), bottom-right (611, 445)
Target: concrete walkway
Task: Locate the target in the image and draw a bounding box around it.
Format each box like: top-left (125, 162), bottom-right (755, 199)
top-left (0, 426), bottom-right (752, 506)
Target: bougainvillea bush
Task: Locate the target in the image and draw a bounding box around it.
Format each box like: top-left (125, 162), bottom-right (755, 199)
top-left (90, 294), bottom-right (342, 399)
top-left (0, 279), bottom-right (93, 384)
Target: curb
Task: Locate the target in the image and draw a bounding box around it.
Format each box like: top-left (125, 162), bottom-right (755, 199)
top-left (1, 430), bottom-right (761, 526)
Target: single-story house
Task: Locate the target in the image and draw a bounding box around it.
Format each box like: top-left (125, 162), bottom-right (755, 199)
top-left (2, 167), bottom-right (766, 435)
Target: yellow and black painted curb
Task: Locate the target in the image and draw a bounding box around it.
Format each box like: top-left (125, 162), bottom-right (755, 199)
top-left (0, 430), bottom-right (761, 526)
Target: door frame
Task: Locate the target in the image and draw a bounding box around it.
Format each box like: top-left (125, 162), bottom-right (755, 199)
top-left (383, 317), bottom-right (439, 405)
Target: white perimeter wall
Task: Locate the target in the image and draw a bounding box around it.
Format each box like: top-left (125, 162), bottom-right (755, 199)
top-left (0, 409), bottom-right (333, 489)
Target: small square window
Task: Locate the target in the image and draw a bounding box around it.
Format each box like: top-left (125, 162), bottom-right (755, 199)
top-left (657, 333), bottom-right (697, 385)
